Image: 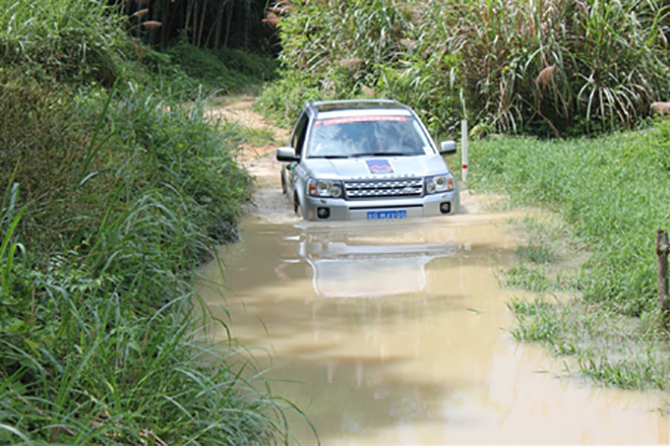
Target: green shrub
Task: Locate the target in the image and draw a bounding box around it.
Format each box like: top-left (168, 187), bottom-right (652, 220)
top-left (164, 42), bottom-right (245, 91)
top-left (0, 72), bottom-right (287, 442)
top-left (470, 124), bottom-right (670, 315)
top-left (256, 70), bottom-right (327, 127)
top-left (215, 47), bottom-right (278, 82)
top-left (0, 72), bottom-right (99, 251)
top-left (260, 0), bottom-right (670, 136)
top-left (161, 41), bottom-right (277, 94)
top-left (0, 72), bottom-right (251, 255)
top-left (0, 0), bottom-right (127, 85)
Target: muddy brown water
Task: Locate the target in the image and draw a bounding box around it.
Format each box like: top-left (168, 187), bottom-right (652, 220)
top-left (198, 102), bottom-right (669, 444)
top-left (197, 195), bottom-right (670, 445)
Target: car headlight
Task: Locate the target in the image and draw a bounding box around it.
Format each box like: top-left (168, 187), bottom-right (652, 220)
top-left (425, 175), bottom-right (455, 194)
top-left (307, 179), bottom-right (343, 198)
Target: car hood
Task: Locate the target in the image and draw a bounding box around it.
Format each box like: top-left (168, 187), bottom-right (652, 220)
top-left (303, 155), bottom-right (450, 180)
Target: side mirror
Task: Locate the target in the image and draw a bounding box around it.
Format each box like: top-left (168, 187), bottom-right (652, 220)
top-left (277, 146), bottom-right (300, 162)
top-left (439, 140), bottom-right (457, 155)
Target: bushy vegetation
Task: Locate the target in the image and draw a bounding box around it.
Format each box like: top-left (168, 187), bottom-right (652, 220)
top-left (508, 297), bottom-right (669, 390)
top-left (471, 124), bottom-right (670, 315)
top-left (470, 121), bottom-right (670, 388)
top-left (0, 0), bottom-right (127, 86)
top-left (258, 0), bottom-right (424, 127)
top-left (0, 0), bottom-right (287, 443)
top-left (259, 0), bottom-right (670, 136)
top-left (156, 41), bottom-right (278, 93)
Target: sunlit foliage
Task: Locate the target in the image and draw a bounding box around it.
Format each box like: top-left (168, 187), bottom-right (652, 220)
top-left (260, 0), bottom-right (670, 136)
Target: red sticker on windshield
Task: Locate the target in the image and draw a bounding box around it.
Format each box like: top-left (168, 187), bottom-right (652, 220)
top-left (317, 116), bottom-right (407, 126)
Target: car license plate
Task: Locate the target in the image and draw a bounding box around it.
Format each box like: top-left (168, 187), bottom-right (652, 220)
top-left (367, 210), bottom-right (407, 220)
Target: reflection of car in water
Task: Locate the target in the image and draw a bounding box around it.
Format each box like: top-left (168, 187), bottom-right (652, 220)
top-left (292, 221), bottom-right (462, 298)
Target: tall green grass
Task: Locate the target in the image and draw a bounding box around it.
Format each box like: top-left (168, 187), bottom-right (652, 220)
top-left (0, 0), bottom-right (126, 85)
top-left (1, 0), bottom-right (294, 442)
top-left (0, 3), bottom-right (291, 438)
top-left (471, 123), bottom-right (670, 315)
top-left (257, 0), bottom-right (415, 127)
top-left (0, 72), bottom-right (291, 442)
top-left (436, 0), bottom-right (670, 135)
top-left (471, 121), bottom-right (670, 389)
top-left (0, 188), bottom-right (288, 444)
top-left (259, 0), bottom-right (670, 136)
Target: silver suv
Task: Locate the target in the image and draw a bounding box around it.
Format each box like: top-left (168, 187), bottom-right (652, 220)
top-left (277, 100), bottom-right (460, 221)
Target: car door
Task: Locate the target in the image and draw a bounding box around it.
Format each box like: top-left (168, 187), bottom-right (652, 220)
top-left (288, 111), bottom-right (309, 211)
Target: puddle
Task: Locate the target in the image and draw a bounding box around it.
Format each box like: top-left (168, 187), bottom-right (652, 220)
top-left (197, 199), bottom-right (670, 444)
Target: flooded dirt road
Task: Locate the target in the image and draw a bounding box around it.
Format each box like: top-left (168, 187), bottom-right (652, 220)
top-left (198, 101), bottom-right (670, 444)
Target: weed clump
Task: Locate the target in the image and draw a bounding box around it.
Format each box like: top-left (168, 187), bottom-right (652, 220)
top-left (143, 41), bottom-right (279, 95)
top-left (0, 1), bottom-right (285, 442)
top-left (473, 128), bottom-right (670, 315)
top-left (0, 67), bottom-right (293, 442)
top-left (473, 122), bottom-right (670, 390)
top-left (260, 0), bottom-right (670, 136)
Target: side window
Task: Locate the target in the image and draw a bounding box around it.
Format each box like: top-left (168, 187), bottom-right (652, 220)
top-left (291, 113), bottom-right (309, 157)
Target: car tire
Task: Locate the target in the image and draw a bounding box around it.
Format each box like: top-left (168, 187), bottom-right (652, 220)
top-left (293, 192), bottom-right (303, 218)
top-left (281, 168), bottom-right (287, 194)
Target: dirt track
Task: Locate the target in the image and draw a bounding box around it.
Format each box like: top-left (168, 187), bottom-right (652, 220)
top-left (207, 97), bottom-right (297, 223)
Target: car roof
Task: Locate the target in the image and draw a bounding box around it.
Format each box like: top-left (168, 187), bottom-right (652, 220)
top-left (307, 99), bottom-right (410, 115)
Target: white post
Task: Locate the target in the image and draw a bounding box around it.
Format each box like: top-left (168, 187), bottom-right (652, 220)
top-left (461, 119), bottom-right (469, 182)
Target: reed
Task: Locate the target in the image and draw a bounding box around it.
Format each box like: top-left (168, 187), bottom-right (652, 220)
top-left (260, 0), bottom-right (670, 136)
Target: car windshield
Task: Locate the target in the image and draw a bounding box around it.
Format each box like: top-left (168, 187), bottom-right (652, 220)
top-left (306, 115), bottom-right (432, 158)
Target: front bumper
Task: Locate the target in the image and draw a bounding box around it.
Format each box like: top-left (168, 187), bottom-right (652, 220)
top-left (302, 190), bottom-right (460, 221)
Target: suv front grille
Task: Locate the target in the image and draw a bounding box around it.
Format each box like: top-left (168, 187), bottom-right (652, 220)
top-left (344, 178), bottom-right (423, 199)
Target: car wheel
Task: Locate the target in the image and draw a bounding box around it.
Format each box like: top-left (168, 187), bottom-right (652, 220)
top-left (293, 193), bottom-right (303, 218)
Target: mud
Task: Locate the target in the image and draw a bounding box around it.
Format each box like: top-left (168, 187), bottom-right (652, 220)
top-left (197, 100), bottom-right (670, 445)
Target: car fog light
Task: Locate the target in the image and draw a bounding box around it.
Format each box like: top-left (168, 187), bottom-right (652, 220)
top-left (317, 207), bottom-right (330, 219)
top-left (440, 202), bottom-right (451, 214)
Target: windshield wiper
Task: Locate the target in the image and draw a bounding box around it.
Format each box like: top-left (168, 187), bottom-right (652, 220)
top-left (350, 152), bottom-right (410, 157)
top-left (309, 155), bottom-right (350, 159)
